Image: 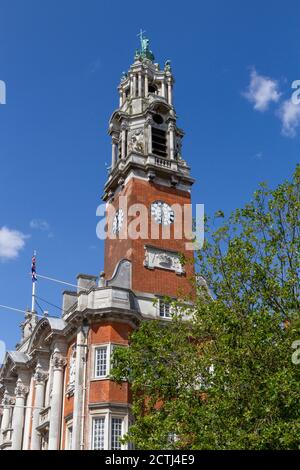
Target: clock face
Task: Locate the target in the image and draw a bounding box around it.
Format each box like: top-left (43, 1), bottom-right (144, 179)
top-left (112, 208), bottom-right (124, 235)
top-left (151, 201), bottom-right (175, 226)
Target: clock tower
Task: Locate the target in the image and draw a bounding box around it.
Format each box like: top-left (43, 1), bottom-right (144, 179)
top-left (0, 35), bottom-right (197, 451)
top-left (103, 33), bottom-right (195, 300)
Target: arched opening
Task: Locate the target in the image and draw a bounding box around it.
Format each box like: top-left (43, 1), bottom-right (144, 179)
top-left (153, 114), bottom-right (164, 125)
top-left (148, 83), bottom-right (158, 94)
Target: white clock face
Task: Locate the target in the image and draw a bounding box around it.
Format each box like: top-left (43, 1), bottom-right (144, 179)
top-left (151, 201), bottom-right (175, 226)
top-left (112, 208), bottom-right (124, 234)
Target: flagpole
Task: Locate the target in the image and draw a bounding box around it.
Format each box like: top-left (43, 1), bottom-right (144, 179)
top-left (31, 279), bottom-right (36, 313)
top-left (31, 250), bottom-right (37, 313)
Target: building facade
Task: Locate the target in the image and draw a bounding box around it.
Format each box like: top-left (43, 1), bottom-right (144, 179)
top-left (0, 35), bottom-right (194, 450)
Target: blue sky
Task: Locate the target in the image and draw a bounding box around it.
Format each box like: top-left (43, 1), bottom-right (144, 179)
top-left (0, 0), bottom-right (299, 352)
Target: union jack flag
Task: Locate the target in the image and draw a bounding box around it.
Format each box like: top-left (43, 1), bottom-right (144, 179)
top-left (31, 255), bottom-right (37, 282)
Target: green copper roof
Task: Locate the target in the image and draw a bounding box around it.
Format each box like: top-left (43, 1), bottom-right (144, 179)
top-left (135, 29), bottom-right (155, 62)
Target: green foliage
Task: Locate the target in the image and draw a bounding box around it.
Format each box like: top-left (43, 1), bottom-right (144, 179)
top-left (111, 166), bottom-right (300, 449)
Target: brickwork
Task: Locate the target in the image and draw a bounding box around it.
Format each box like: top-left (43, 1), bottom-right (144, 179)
top-left (104, 178), bottom-right (195, 298)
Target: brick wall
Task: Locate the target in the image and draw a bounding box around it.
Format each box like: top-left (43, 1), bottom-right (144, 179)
top-left (104, 178), bottom-right (195, 299)
top-left (88, 321), bottom-right (132, 405)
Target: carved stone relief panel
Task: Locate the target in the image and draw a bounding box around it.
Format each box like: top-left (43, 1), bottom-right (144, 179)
top-left (144, 245), bottom-right (185, 275)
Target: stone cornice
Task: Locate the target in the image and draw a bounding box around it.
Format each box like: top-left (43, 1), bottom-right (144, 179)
top-left (103, 156), bottom-right (194, 201)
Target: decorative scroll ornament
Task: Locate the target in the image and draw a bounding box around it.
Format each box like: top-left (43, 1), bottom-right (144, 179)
top-left (34, 363), bottom-right (47, 384)
top-left (15, 378), bottom-right (28, 398)
top-left (53, 356), bottom-right (66, 370)
top-left (144, 245), bottom-right (185, 275)
top-left (52, 349), bottom-right (67, 371)
top-left (2, 390), bottom-right (12, 407)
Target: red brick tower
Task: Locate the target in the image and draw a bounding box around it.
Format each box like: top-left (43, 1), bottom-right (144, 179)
top-left (103, 34), bottom-right (195, 299)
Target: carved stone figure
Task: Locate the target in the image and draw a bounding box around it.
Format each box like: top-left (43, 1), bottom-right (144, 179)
top-left (128, 129), bottom-right (144, 153)
top-left (165, 60), bottom-right (172, 71)
top-left (176, 138), bottom-right (182, 160)
top-left (66, 348), bottom-right (76, 396)
top-left (69, 350), bottom-right (76, 386)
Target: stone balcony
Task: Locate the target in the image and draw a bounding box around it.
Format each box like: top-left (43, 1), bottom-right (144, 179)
top-left (146, 154), bottom-right (177, 171)
top-left (63, 286), bottom-right (139, 322)
top-left (103, 150), bottom-right (193, 201)
top-left (38, 406), bottom-right (51, 432)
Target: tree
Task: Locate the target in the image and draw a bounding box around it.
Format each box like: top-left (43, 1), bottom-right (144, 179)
top-left (111, 166), bottom-right (300, 450)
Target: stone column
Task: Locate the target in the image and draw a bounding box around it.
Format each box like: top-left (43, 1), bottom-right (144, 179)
top-left (138, 72), bottom-right (142, 97)
top-left (132, 73), bottom-right (136, 98)
top-left (167, 78), bottom-right (173, 106)
top-left (111, 134), bottom-right (118, 169)
top-left (130, 75), bottom-right (134, 97)
top-left (168, 123), bottom-right (175, 160)
top-left (147, 118), bottom-right (152, 155)
top-left (161, 80), bottom-right (166, 98)
top-left (22, 377), bottom-right (34, 450)
top-left (144, 72), bottom-right (148, 97)
top-left (11, 378), bottom-right (27, 450)
top-left (48, 350), bottom-right (66, 450)
top-left (72, 329), bottom-right (88, 450)
top-left (31, 364), bottom-right (47, 450)
top-left (121, 125), bottom-right (127, 159)
top-left (0, 391), bottom-right (11, 446)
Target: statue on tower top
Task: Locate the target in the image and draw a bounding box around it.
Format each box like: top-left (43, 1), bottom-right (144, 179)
top-left (135, 29), bottom-right (155, 62)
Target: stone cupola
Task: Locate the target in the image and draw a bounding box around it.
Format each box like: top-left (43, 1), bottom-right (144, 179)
top-left (103, 31), bottom-right (193, 202)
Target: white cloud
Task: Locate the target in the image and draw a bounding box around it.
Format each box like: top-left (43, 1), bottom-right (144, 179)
top-left (89, 57), bottom-right (102, 74)
top-left (0, 226), bottom-right (28, 261)
top-left (243, 69), bottom-right (281, 112)
top-left (253, 152), bottom-right (263, 160)
top-left (278, 99), bottom-right (300, 137)
top-left (30, 219), bottom-right (50, 231)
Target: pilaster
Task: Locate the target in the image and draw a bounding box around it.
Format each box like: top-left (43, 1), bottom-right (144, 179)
top-left (11, 378), bottom-right (28, 450)
top-left (31, 364), bottom-right (47, 450)
top-left (48, 349), bottom-right (66, 450)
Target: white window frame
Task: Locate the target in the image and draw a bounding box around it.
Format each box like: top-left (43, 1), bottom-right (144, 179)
top-left (110, 416), bottom-right (125, 450)
top-left (158, 299), bottom-right (174, 319)
top-left (90, 411), bottom-right (128, 450)
top-left (91, 415), bottom-right (106, 450)
top-left (92, 343), bottom-right (125, 380)
top-left (94, 345), bottom-right (109, 378)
